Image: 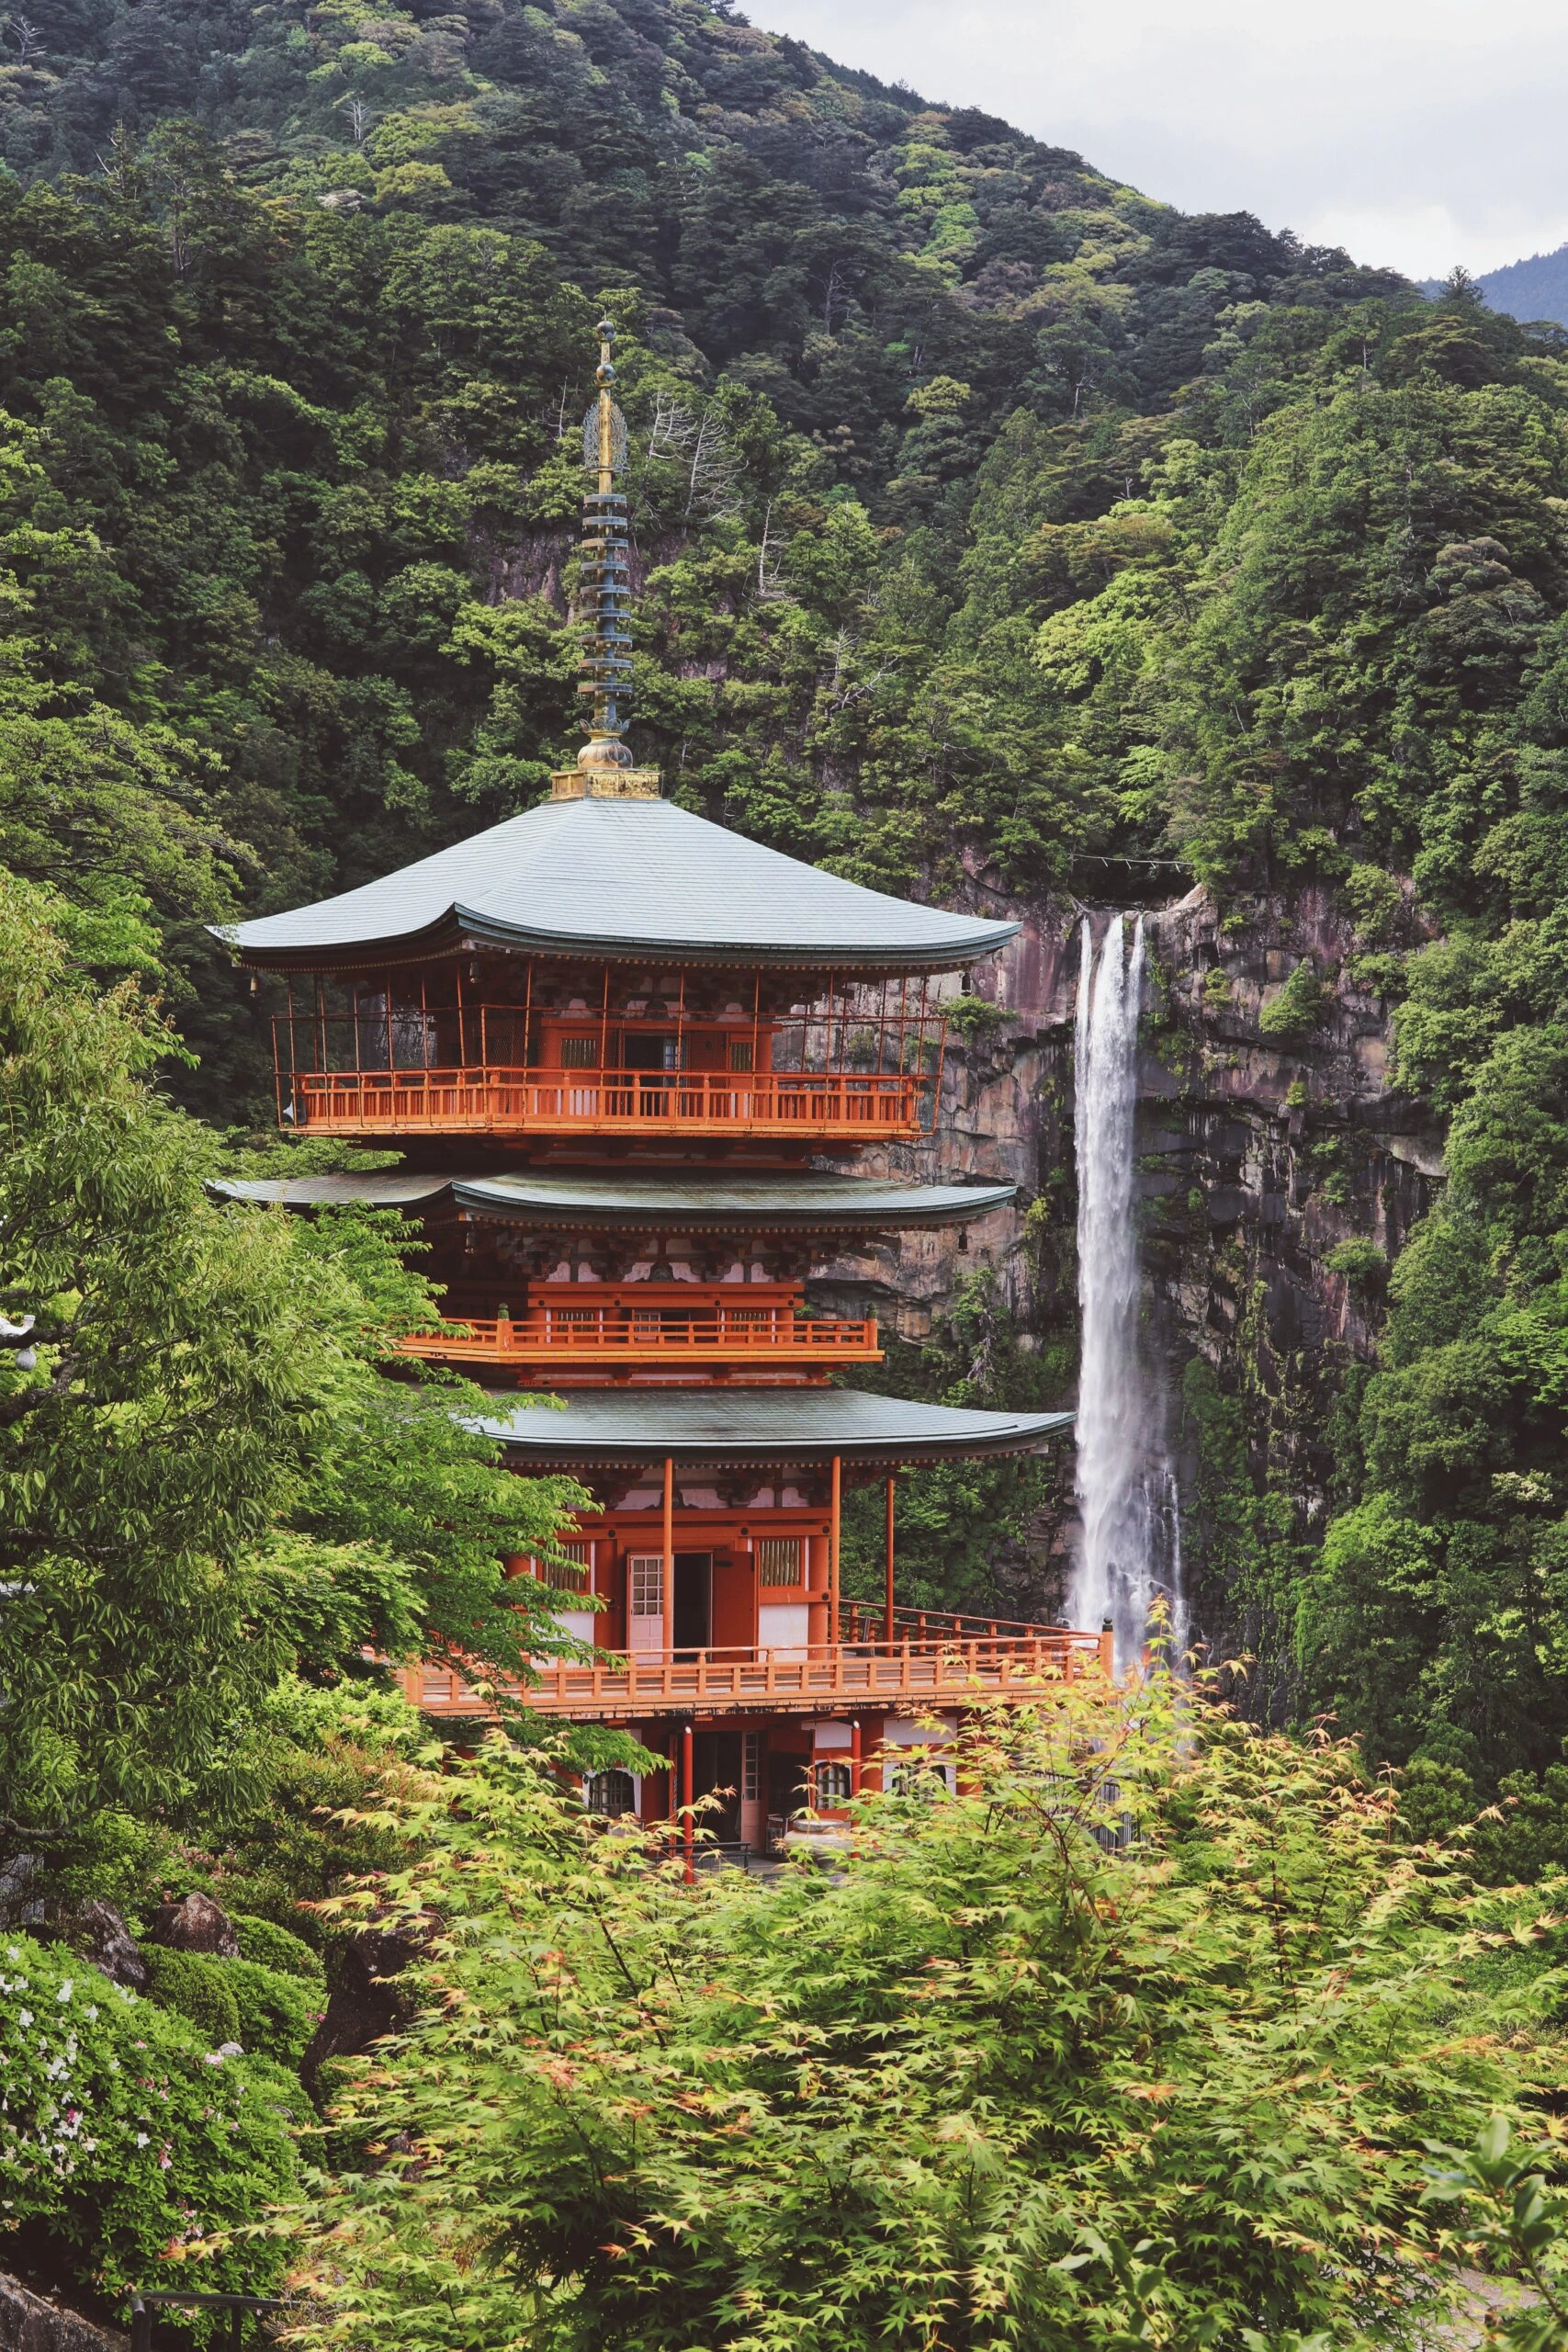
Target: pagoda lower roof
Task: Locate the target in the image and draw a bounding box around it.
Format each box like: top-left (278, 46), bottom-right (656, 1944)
top-left (216, 794), bottom-right (1017, 975)
top-left (211, 1171), bottom-right (1016, 1232)
top-left (472, 1386), bottom-right (1073, 1469)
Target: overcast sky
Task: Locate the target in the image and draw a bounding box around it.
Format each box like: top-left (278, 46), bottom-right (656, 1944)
top-left (749, 0), bottom-right (1568, 282)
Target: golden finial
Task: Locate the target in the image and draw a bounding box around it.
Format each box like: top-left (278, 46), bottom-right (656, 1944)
top-left (552, 317), bottom-right (660, 800)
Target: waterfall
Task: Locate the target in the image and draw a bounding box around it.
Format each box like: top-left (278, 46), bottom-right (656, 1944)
top-left (1070, 913), bottom-right (1183, 1664)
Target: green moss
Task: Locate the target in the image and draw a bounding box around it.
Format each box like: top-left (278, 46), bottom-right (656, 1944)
top-left (232, 1912), bottom-right (327, 1986)
top-left (221, 1955), bottom-right (322, 2066)
top-left (142, 1947), bottom-right (322, 2064)
top-left (142, 1948), bottom-right (241, 2048)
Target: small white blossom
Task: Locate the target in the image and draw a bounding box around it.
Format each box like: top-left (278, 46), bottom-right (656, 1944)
top-left (55, 1982), bottom-right (72, 2004)
top-left (17, 2011), bottom-right (30, 2029)
top-left (135, 2132), bottom-right (149, 2147)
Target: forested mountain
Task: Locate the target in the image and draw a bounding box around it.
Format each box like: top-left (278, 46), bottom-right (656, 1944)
top-left (1467, 243), bottom-right (1568, 329)
top-left (12, 3), bottom-right (1568, 2335)
top-left (0, 0), bottom-right (1412, 1103)
top-left (1, 0), bottom-right (1568, 1845)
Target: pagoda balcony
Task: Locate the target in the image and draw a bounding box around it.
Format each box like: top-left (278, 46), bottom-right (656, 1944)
top-left (279, 1063), bottom-right (926, 1142)
top-left (410, 1623), bottom-right (1113, 1722)
top-left (395, 1294), bottom-right (880, 1377)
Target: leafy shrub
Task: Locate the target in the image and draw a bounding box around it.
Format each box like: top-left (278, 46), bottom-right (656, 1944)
top-left (0, 1936), bottom-right (298, 2323)
top-left (142, 1947), bottom-right (321, 2068)
top-left (1340, 862), bottom-right (1404, 943)
top-left (221, 1956), bottom-right (322, 2068)
top-left (141, 1947), bottom-right (240, 2047)
top-left (1259, 956), bottom-right (1328, 1041)
top-left (285, 1685), bottom-right (1555, 2351)
top-left (232, 1915), bottom-right (326, 1987)
top-left (944, 993), bottom-right (1011, 1043)
top-left (1325, 1236), bottom-right (1389, 1293)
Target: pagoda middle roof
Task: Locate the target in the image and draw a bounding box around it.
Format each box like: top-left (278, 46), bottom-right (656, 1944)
top-left (218, 794), bottom-right (1017, 974)
top-left (473, 1385), bottom-right (1073, 1469)
top-left (211, 1170), bottom-right (1017, 1232)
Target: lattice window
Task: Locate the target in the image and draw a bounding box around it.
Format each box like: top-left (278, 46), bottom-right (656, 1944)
top-left (757, 1537), bottom-right (803, 1588)
top-left (559, 1035), bottom-right (600, 1068)
top-left (728, 1039), bottom-right (754, 1071)
top-left (549, 1541), bottom-right (592, 1596)
top-left (628, 1555), bottom-right (664, 1616)
top-left (816, 1761), bottom-right (852, 1805)
top-left (584, 1769), bottom-right (636, 1817)
top-left (742, 1730), bottom-right (760, 1804)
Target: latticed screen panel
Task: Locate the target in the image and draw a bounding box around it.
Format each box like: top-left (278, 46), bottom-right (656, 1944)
top-left (757, 1538), bottom-right (804, 1588)
top-left (585, 1769), bottom-right (636, 1817)
top-left (559, 1036), bottom-right (600, 1068)
top-left (628, 1555), bottom-right (664, 1616)
top-left (547, 1541), bottom-right (592, 1594)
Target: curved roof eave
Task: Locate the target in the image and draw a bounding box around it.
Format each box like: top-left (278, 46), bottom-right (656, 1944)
top-left (215, 904), bottom-right (1020, 976)
top-left (206, 1171), bottom-right (1019, 1231)
top-left (209, 795), bottom-right (1020, 975)
top-left (469, 1387), bottom-right (1074, 1469)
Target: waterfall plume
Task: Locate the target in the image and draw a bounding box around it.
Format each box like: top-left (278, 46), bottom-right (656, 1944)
top-left (1070, 912), bottom-right (1183, 1664)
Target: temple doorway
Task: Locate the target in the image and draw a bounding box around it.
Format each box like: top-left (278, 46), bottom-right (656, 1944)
top-left (673, 1552), bottom-right (712, 1652)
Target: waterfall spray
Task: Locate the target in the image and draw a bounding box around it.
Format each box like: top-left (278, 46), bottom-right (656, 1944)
top-left (1070, 913), bottom-right (1184, 1664)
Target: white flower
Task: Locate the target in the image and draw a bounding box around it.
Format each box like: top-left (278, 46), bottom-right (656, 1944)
top-left (17, 2012), bottom-right (30, 2029)
top-left (84, 2007), bottom-right (97, 2022)
top-left (135, 2132), bottom-right (149, 2148)
top-left (56, 1982), bottom-right (72, 2003)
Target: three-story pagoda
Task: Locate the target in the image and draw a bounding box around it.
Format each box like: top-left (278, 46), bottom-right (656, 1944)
top-left (220, 326), bottom-right (1099, 1851)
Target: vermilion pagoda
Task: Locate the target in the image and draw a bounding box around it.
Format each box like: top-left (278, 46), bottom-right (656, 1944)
top-left (220, 324), bottom-right (1098, 1851)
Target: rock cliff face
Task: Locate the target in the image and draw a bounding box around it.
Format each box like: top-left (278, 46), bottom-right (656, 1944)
top-left (808, 882), bottom-right (1445, 1634)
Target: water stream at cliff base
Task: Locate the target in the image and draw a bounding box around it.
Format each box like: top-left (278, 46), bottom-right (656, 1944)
top-left (1069, 912), bottom-right (1185, 1665)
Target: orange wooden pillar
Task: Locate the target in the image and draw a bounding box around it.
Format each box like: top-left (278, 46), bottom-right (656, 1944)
top-left (682, 1720), bottom-right (694, 1885)
top-left (662, 1455), bottom-right (674, 1660)
top-left (884, 1475), bottom-right (896, 1642)
top-left (850, 1717), bottom-right (862, 1798)
top-left (829, 1453), bottom-right (841, 1644)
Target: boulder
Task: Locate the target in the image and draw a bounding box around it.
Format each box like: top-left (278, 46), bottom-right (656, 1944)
top-left (74, 1902), bottom-right (146, 1993)
top-left (0, 2269), bottom-right (128, 2351)
top-left (148, 1893), bottom-right (239, 1958)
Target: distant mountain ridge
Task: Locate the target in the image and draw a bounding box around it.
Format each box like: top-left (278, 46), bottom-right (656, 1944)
top-left (1425, 245), bottom-right (1568, 328)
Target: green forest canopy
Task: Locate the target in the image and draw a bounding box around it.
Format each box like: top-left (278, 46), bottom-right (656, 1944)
top-left (0, 0), bottom-right (1565, 1838)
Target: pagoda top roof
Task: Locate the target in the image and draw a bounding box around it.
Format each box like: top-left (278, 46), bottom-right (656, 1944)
top-left (218, 794), bottom-right (1017, 975)
top-left (210, 1170), bottom-right (1016, 1232)
top-left (472, 1385), bottom-right (1072, 1470)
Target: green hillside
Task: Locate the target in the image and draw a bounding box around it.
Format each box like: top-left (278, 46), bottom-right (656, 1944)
top-left (11, 6), bottom-right (1568, 2336)
top-left (0, 0), bottom-right (1415, 1114)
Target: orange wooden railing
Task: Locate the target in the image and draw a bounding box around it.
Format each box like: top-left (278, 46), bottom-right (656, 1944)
top-left (396, 1308), bottom-right (881, 1370)
top-left (277, 1065), bottom-right (929, 1139)
top-left (410, 1629), bottom-right (1114, 1720)
top-left (837, 1599), bottom-right (1064, 1645)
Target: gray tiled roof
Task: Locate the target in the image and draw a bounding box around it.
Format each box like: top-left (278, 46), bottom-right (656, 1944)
top-left (473, 1385), bottom-right (1073, 1467)
top-left (212, 1174), bottom-right (455, 1206)
top-left (217, 795), bottom-right (1017, 972)
top-left (210, 1171), bottom-right (1017, 1229)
